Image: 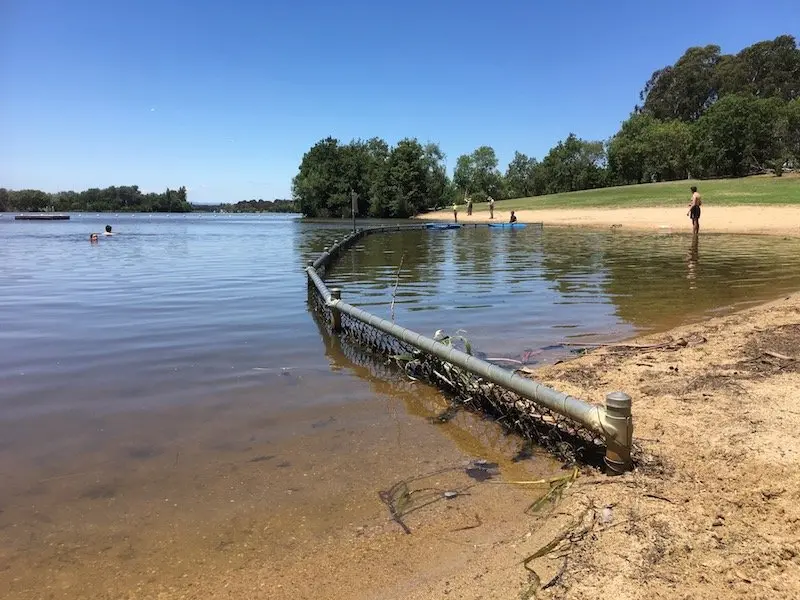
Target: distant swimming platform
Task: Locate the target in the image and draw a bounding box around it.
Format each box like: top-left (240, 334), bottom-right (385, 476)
top-left (14, 214), bottom-right (70, 221)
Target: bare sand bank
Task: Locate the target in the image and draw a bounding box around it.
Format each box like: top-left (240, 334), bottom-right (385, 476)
top-left (369, 291), bottom-right (800, 599)
top-left (417, 205), bottom-right (800, 235)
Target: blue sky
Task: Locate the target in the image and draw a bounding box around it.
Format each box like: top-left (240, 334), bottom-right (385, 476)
top-left (2, 0), bottom-right (798, 204)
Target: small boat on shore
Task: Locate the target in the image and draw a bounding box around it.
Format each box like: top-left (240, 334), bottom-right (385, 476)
top-left (14, 214), bottom-right (70, 221)
top-left (488, 222), bottom-right (527, 229)
top-left (425, 223), bottom-right (461, 230)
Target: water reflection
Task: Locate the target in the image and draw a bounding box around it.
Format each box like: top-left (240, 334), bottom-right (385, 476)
top-left (687, 234), bottom-right (699, 289)
top-left (307, 303), bottom-right (556, 470)
top-left (321, 228), bottom-right (800, 359)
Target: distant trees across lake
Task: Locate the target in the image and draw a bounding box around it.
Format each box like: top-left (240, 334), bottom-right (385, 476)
top-left (194, 199), bottom-right (298, 213)
top-left (0, 186), bottom-right (191, 213)
top-left (0, 186), bottom-right (298, 214)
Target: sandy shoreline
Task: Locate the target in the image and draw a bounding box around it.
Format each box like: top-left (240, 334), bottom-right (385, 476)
top-left (358, 290), bottom-right (800, 600)
top-left (417, 205), bottom-right (800, 235)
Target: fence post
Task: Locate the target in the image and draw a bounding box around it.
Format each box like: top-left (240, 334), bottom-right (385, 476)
top-left (330, 288), bottom-right (342, 332)
top-left (604, 392), bottom-right (633, 475)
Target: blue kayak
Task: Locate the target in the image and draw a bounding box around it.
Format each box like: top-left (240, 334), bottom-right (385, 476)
top-left (488, 222), bottom-right (527, 228)
top-left (425, 223), bottom-right (462, 230)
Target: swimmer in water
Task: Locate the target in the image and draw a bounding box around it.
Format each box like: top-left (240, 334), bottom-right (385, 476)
top-left (104, 225), bottom-right (114, 236)
top-left (90, 233), bottom-right (99, 242)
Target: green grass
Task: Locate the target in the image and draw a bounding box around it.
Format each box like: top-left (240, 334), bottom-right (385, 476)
top-left (472, 175), bottom-right (800, 211)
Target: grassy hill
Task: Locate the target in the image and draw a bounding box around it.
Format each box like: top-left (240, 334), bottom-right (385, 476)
top-left (478, 175), bottom-right (800, 211)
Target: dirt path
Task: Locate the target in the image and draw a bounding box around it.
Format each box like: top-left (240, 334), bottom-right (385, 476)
top-left (417, 205), bottom-right (800, 235)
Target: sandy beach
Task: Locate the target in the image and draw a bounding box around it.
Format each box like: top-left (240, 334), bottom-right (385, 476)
top-left (417, 205), bottom-right (800, 236)
top-left (391, 291), bottom-right (800, 599)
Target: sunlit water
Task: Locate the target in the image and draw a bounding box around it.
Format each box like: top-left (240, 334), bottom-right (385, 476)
top-left (326, 225), bottom-right (800, 360)
top-left (3, 213), bottom-right (800, 598)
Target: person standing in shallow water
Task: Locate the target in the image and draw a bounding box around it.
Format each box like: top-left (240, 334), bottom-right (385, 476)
top-left (687, 186), bottom-right (702, 234)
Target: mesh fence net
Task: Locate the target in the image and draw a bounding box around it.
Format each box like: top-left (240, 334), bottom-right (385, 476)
top-left (309, 284), bottom-right (605, 466)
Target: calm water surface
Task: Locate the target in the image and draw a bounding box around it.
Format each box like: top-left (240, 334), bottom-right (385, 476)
top-left (3, 213), bottom-right (800, 598)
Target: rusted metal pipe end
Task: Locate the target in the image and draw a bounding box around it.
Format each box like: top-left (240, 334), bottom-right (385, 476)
top-left (604, 391), bottom-right (633, 476)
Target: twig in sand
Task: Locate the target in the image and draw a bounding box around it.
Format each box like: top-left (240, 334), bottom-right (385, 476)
top-left (764, 350), bottom-right (795, 361)
top-left (563, 335), bottom-right (706, 352)
top-left (542, 557), bottom-right (568, 590)
top-left (525, 468), bottom-right (579, 515)
top-left (451, 513), bottom-right (482, 532)
top-left (379, 485), bottom-right (412, 534)
top-left (487, 357), bottom-right (524, 365)
top-left (643, 493), bottom-right (674, 503)
top-left (389, 253), bottom-right (405, 323)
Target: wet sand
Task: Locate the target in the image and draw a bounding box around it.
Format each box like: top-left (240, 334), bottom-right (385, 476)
top-left (418, 205), bottom-right (800, 235)
top-left (0, 363), bottom-right (563, 600)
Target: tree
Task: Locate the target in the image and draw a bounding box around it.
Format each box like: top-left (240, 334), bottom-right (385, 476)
top-left (453, 153), bottom-right (475, 196)
top-left (786, 99), bottom-right (800, 168)
top-left (640, 45), bottom-right (722, 121)
top-left (718, 35), bottom-right (800, 101)
top-left (422, 142), bottom-right (450, 209)
top-left (385, 138), bottom-right (428, 217)
top-left (538, 134), bottom-right (607, 194)
top-left (504, 151), bottom-right (540, 198)
top-left (609, 114), bottom-right (692, 184)
top-left (1, 185), bottom-right (189, 212)
top-left (607, 113), bottom-right (653, 184)
top-left (453, 146), bottom-right (502, 201)
top-left (292, 137), bottom-right (343, 217)
top-left (691, 94), bottom-right (786, 177)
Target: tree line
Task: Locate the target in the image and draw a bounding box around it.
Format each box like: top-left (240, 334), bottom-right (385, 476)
top-left (293, 35), bottom-right (800, 217)
top-left (0, 185), bottom-right (192, 213)
top-left (193, 199), bottom-right (298, 213)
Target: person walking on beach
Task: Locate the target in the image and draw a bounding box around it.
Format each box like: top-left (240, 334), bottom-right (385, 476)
top-left (687, 186), bottom-right (702, 234)
top-left (466, 194), bottom-right (473, 216)
top-left (452, 201), bottom-right (458, 223)
top-left (488, 196), bottom-right (495, 219)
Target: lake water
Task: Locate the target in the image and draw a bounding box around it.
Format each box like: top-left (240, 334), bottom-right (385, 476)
top-left (3, 213), bottom-right (800, 599)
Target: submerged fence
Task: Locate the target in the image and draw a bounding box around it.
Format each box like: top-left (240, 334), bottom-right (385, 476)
top-left (305, 225), bottom-right (633, 474)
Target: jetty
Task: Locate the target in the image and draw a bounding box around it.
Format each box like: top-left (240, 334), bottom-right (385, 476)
top-left (14, 214), bottom-right (70, 221)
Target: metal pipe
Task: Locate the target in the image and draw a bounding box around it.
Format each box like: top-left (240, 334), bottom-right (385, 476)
top-left (603, 392), bottom-right (633, 475)
top-left (327, 294), bottom-right (606, 436)
top-left (307, 266), bottom-right (330, 301)
top-left (304, 225), bottom-right (633, 472)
